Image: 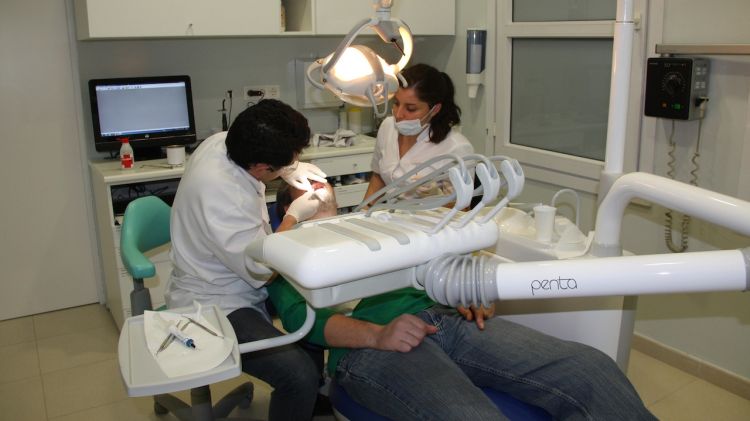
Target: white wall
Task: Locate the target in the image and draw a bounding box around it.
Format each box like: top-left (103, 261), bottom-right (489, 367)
top-left (78, 36), bottom-right (351, 157)
top-left (626, 0), bottom-right (750, 379)
top-left (413, 0), bottom-right (491, 154)
top-left (0, 0), bottom-right (99, 319)
top-left (508, 0), bottom-right (750, 380)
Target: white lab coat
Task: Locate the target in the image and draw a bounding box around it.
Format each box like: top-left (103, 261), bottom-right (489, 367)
top-left (371, 116), bottom-right (474, 185)
top-left (167, 133), bottom-right (273, 317)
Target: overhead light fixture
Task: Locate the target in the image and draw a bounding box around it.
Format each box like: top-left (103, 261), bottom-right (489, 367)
top-left (306, 0), bottom-right (413, 117)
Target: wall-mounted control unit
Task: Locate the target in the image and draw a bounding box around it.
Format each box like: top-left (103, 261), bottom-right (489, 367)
top-left (644, 57), bottom-right (709, 120)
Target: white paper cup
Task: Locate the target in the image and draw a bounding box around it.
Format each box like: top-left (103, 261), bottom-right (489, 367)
top-left (166, 145), bottom-right (186, 167)
top-left (533, 205), bottom-right (557, 242)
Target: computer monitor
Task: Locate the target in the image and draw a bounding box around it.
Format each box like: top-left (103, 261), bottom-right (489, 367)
top-left (88, 75), bottom-right (197, 157)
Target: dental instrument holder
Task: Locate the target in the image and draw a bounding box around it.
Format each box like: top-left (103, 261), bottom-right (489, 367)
top-left (248, 154), bottom-right (524, 308)
top-left (247, 153), bottom-right (750, 316)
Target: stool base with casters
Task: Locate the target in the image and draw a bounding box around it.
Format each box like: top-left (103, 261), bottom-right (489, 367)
top-left (153, 383), bottom-right (253, 419)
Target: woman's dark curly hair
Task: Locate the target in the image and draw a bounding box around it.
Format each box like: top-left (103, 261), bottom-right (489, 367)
top-left (399, 63), bottom-right (461, 143)
top-left (225, 99), bottom-right (311, 170)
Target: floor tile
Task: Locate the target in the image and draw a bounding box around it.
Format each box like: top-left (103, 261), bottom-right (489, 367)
top-left (33, 304), bottom-right (114, 340)
top-left (37, 326), bottom-right (118, 373)
top-left (0, 316), bottom-right (35, 347)
top-left (42, 358), bottom-right (128, 418)
top-left (48, 397), bottom-right (174, 421)
top-left (0, 341), bottom-right (40, 383)
top-left (627, 349), bottom-right (698, 406)
top-left (0, 377), bottom-right (47, 421)
top-left (648, 378), bottom-right (750, 420)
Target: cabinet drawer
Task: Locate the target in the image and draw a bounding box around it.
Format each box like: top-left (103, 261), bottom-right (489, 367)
top-left (308, 153), bottom-right (371, 177)
top-left (334, 183), bottom-right (369, 208)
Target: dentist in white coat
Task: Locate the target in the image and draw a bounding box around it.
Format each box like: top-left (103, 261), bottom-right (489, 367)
top-left (167, 99), bottom-right (326, 421)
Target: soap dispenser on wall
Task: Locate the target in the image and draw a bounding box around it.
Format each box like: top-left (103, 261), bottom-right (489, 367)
top-left (466, 29), bottom-right (487, 99)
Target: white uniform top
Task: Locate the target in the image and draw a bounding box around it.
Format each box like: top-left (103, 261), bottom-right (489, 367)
top-left (371, 116), bottom-right (474, 185)
top-left (167, 133), bottom-right (273, 317)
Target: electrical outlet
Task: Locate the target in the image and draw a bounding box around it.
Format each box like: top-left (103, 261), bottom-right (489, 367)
top-left (243, 85), bottom-right (281, 100)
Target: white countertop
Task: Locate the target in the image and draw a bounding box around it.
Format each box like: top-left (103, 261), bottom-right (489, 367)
top-left (90, 134), bottom-right (376, 184)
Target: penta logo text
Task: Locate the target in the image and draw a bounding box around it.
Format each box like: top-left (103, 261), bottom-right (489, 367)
top-left (530, 277), bottom-right (578, 296)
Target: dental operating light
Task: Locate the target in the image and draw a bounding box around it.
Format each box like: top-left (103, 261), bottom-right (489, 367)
top-left (306, 0), bottom-right (413, 117)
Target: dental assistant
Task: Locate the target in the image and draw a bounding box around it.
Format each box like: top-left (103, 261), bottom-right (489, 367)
top-left (364, 63), bottom-right (474, 199)
top-left (167, 99), bottom-right (326, 421)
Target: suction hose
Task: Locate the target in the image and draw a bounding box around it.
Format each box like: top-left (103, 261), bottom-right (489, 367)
top-left (417, 253), bottom-right (499, 308)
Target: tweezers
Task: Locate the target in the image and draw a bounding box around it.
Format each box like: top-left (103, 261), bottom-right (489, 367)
top-left (184, 316), bottom-right (219, 336)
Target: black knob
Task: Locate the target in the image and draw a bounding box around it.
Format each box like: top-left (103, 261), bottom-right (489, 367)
top-left (663, 72), bottom-right (684, 96)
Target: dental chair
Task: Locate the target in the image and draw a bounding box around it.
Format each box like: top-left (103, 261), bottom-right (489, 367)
top-left (328, 379), bottom-right (553, 420)
top-left (120, 196), bottom-right (253, 420)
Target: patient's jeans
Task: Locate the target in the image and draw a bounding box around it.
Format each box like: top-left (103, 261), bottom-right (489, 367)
top-left (335, 306), bottom-right (656, 421)
top-left (228, 307), bottom-right (319, 421)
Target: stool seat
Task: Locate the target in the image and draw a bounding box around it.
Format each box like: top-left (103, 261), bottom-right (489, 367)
top-left (329, 380), bottom-right (553, 420)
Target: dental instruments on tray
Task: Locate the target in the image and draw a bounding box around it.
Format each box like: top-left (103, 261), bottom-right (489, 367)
top-left (156, 318), bottom-right (198, 354)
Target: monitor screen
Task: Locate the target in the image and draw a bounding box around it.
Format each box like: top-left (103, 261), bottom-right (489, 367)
top-left (88, 75), bottom-right (197, 154)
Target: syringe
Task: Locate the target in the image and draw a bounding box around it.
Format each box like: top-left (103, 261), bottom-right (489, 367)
top-left (168, 324), bottom-right (196, 349)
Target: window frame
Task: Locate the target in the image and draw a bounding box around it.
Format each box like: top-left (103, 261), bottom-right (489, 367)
top-left (491, 0), bottom-right (648, 193)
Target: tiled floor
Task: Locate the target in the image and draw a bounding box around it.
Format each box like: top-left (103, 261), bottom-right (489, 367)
top-left (2, 304), bottom-right (749, 421)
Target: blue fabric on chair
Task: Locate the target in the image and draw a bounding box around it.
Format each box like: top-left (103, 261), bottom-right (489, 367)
top-left (329, 379), bottom-right (553, 420)
top-left (482, 387), bottom-right (554, 420)
top-left (268, 202), bottom-right (282, 232)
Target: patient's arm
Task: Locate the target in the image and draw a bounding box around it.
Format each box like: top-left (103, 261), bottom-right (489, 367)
top-left (323, 313), bottom-right (437, 353)
top-left (266, 276), bottom-right (337, 347)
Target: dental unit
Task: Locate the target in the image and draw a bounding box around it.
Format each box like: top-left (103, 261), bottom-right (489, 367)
top-left (241, 0), bottom-right (750, 370)
top-left (244, 154), bottom-right (750, 363)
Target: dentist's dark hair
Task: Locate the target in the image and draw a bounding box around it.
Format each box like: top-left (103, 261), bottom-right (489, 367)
top-left (225, 99), bottom-right (310, 170)
top-left (399, 63), bottom-right (461, 144)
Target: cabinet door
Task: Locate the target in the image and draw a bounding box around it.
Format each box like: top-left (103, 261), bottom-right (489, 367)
top-left (75, 0), bottom-right (190, 39)
top-left (315, 0), bottom-right (454, 35)
top-left (75, 0), bottom-right (281, 39)
top-left (187, 0), bottom-right (281, 36)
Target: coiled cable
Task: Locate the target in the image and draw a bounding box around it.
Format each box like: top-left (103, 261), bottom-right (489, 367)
top-left (664, 117), bottom-right (703, 253)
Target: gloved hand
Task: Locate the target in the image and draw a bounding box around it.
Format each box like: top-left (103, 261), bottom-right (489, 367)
top-left (285, 190), bottom-right (321, 222)
top-left (281, 162), bottom-right (327, 192)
